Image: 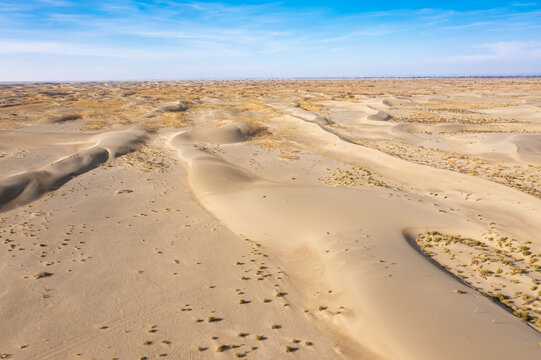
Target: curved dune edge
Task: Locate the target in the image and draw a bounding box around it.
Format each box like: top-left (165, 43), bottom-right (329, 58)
top-left (367, 110), bottom-right (392, 122)
top-left (443, 133), bottom-right (541, 166)
top-left (173, 122), bottom-right (260, 144)
top-left (170, 123), bottom-right (541, 360)
top-left (0, 128), bottom-right (148, 212)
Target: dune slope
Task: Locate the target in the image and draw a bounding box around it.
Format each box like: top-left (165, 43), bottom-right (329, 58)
top-left (170, 122), bottom-right (541, 360)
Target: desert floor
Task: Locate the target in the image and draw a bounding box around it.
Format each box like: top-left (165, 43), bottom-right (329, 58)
top-left (1, 78), bottom-right (541, 359)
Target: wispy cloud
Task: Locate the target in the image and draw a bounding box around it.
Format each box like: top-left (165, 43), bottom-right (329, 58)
top-left (0, 40), bottom-right (152, 57)
top-left (36, 0), bottom-right (70, 6)
top-left (512, 2), bottom-right (537, 7)
top-left (0, 1), bottom-right (540, 80)
top-left (0, 39), bottom-right (252, 58)
top-left (428, 41), bottom-right (541, 64)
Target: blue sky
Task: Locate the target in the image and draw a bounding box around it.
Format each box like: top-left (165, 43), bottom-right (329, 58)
top-left (0, 1), bottom-right (540, 80)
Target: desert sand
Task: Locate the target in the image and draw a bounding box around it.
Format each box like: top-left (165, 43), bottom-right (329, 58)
top-left (1, 78), bottom-right (541, 359)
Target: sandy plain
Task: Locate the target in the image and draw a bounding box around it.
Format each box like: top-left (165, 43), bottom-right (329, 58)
top-left (0, 78), bottom-right (541, 359)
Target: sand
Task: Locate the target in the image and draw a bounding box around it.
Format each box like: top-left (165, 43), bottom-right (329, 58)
top-left (1, 78), bottom-right (541, 359)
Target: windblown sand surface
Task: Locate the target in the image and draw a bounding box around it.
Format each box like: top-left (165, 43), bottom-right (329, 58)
top-left (1, 78), bottom-right (541, 359)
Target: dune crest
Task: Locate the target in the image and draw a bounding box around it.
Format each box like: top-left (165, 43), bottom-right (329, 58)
top-left (2, 79), bottom-right (541, 359)
top-left (0, 128), bottom-right (147, 211)
top-left (170, 122), bottom-right (541, 360)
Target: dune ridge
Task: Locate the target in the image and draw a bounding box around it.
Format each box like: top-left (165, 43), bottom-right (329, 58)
top-left (170, 122), bottom-right (541, 360)
top-left (0, 128), bottom-right (147, 211)
top-left (2, 79), bottom-right (541, 359)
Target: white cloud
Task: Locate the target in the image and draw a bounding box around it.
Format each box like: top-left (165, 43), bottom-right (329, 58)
top-left (0, 39), bottom-right (252, 58)
top-left (1, 2), bottom-right (540, 79)
top-left (35, 0), bottom-right (70, 6)
top-left (431, 41), bottom-right (541, 64)
top-left (512, 2), bottom-right (537, 7)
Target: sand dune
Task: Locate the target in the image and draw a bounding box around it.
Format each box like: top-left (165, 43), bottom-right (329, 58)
top-left (478, 104), bottom-right (541, 124)
top-left (170, 122), bottom-right (541, 360)
top-left (1, 79), bottom-right (541, 359)
top-left (382, 98), bottom-right (417, 107)
top-left (0, 128), bottom-right (147, 211)
top-left (367, 110), bottom-right (392, 121)
top-left (440, 133), bottom-right (541, 165)
top-left (162, 101), bottom-right (190, 112)
top-left (512, 134), bottom-right (541, 165)
top-left (174, 122), bottom-right (258, 144)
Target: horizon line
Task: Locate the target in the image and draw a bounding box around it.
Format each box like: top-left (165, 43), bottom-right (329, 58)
top-left (2, 75), bottom-right (541, 84)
